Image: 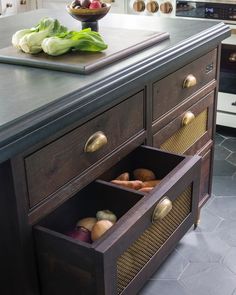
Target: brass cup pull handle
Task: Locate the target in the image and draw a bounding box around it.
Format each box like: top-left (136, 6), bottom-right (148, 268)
top-left (152, 197), bottom-right (172, 223)
top-left (182, 111), bottom-right (195, 126)
top-left (183, 74), bottom-right (197, 88)
top-left (84, 131), bottom-right (108, 153)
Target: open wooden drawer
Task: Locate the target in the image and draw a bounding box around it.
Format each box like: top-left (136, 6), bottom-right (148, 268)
top-left (34, 146), bottom-right (201, 295)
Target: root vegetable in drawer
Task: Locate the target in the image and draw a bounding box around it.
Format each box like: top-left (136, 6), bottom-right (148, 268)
top-left (25, 91), bottom-right (144, 208)
top-left (34, 146), bottom-right (201, 295)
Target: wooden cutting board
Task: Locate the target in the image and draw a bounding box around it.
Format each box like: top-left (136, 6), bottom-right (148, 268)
top-left (0, 27), bottom-right (169, 74)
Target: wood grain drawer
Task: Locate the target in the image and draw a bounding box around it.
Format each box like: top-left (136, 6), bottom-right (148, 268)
top-left (199, 148), bottom-right (212, 206)
top-left (153, 91), bottom-right (214, 156)
top-left (25, 91), bottom-right (144, 209)
top-left (152, 49), bottom-right (217, 122)
top-left (34, 146), bottom-right (201, 295)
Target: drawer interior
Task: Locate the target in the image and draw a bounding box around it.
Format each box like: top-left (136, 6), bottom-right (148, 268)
top-left (37, 181), bottom-right (143, 242)
top-left (34, 145), bottom-right (200, 295)
top-left (99, 145), bottom-right (185, 185)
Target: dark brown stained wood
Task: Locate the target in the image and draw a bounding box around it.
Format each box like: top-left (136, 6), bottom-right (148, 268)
top-left (199, 148), bottom-right (212, 205)
top-left (34, 181), bottom-right (145, 295)
top-left (25, 91), bottom-right (144, 209)
top-left (0, 160), bottom-right (39, 295)
top-left (96, 149), bottom-right (201, 255)
top-left (152, 91), bottom-right (214, 156)
top-left (152, 49), bottom-right (217, 121)
top-left (98, 145), bottom-right (185, 182)
top-left (0, 11), bottom-right (229, 295)
top-left (152, 80), bottom-right (216, 134)
top-left (34, 146), bottom-right (201, 295)
top-left (28, 131), bottom-right (146, 224)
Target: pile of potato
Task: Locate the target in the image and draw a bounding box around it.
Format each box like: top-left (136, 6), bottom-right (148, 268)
top-left (111, 168), bottom-right (161, 193)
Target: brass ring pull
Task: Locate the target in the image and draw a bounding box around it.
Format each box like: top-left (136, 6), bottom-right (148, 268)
top-left (183, 74), bottom-right (197, 88)
top-left (84, 131), bottom-right (108, 153)
top-left (182, 111), bottom-right (195, 126)
top-left (152, 197), bottom-right (172, 223)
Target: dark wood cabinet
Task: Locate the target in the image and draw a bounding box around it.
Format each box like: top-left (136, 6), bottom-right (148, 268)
top-left (8, 49), bottom-right (218, 295)
top-left (34, 147), bottom-right (201, 295)
top-left (0, 10), bottom-right (230, 295)
top-left (151, 50), bottom-right (218, 206)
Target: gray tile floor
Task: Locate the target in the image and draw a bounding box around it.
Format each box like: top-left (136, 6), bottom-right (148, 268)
top-left (140, 127), bottom-right (236, 295)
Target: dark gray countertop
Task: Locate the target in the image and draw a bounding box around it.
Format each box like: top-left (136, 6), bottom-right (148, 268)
top-left (0, 9), bottom-right (231, 162)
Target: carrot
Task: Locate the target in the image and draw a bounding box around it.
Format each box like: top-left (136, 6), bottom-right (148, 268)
top-left (111, 180), bottom-right (143, 190)
top-left (142, 180), bottom-right (161, 187)
top-left (139, 187), bottom-right (154, 193)
top-left (115, 172), bottom-right (130, 181)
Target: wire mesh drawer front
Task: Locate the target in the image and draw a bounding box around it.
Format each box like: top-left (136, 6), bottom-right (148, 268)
top-left (160, 109), bottom-right (207, 154)
top-left (116, 186), bottom-right (192, 294)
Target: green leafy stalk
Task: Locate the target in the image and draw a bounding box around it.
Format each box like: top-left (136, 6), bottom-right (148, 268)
top-left (42, 28), bottom-right (108, 56)
top-left (12, 29), bottom-right (35, 49)
top-left (12, 17), bottom-right (68, 54)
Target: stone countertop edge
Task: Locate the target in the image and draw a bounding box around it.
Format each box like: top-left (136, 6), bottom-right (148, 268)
top-left (0, 10), bottom-right (231, 163)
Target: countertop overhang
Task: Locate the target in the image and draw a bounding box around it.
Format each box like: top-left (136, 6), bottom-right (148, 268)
top-left (0, 9), bottom-right (231, 162)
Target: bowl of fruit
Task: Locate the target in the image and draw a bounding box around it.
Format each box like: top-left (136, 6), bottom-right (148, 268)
top-left (67, 0), bottom-right (111, 31)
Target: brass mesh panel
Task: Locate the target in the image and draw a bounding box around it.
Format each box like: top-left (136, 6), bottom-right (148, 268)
top-left (160, 109), bottom-right (208, 154)
top-left (116, 186), bottom-right (192, 294)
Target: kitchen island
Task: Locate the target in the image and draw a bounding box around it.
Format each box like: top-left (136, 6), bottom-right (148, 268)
top-left (0, 9), bottom-right (230, 295)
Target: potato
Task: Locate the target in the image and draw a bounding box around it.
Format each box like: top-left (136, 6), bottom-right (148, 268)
top-left (91, 220), bottom-right (113, 241)
top-left (115, 172), bottom-right (130, 181)
top-left (142, 180), bottom-right (161, 187)
top-left (139, 187), bottom-right (154, 193)
top-left (111, 180), bottom-right (143, 190)
top-left (133, 168), bottom-right (156, 182)
top-left (76, 217), bottom-right (97, 231)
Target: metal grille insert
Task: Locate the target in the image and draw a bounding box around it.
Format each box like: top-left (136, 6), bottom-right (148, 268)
top-left (160, 109), bottom-right (208, 154)
top-left (116, 186), bottom-right (192, 294)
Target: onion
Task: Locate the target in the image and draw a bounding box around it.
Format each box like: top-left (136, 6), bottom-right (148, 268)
top-left (91, 220), bottom-right (113, 241)
top-left (96, 210), bottom-right (117, 223)
top-left (76, 217), bottom-right (97, 231)
top-left (66, 227), bottom-right (92, 243)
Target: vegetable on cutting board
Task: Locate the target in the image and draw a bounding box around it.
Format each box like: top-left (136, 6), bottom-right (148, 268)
top-left (41, 28), bottom-right (107, 56)
top-left (12, 17), bottom-right (108, 56)
top-left (12, 17), bottom-right (68, 54)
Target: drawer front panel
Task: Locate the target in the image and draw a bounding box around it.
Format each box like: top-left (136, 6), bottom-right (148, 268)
top-left (152, 49), bottom-right (217, 121)
top-left (117, 186), bottom-right (191, 294)
top-left (25, 91), bottom-right (144, 208)
top-left (34, 146), bottom-right (201, 295)
top-left (160, 109), bottom-right (207, 154)
top-left (153, 91), bottom-right (214, 155)
top-left (199, 148), bottom-right (212, 206)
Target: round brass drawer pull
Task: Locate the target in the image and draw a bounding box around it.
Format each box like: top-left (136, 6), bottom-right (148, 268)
top-left (152, 197), bottom-right (172, 223)
top-left (182, 111), bottom-right (195, 126)
top-left (183, 74), bottom-right (197, 88)
top-left (84, 131), bottom-right (108, 153)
